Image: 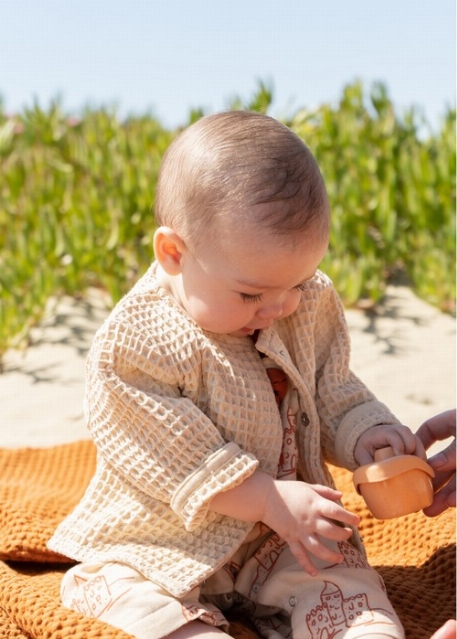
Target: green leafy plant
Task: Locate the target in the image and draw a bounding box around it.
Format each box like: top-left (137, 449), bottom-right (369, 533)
top-left (0, 82), bottom-right (455, 362)
top-left (288, 81), bottom-right (455, 309)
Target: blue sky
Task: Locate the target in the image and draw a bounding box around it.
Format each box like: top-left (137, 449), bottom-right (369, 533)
top-left (1, 0), bottom-right (455, 130)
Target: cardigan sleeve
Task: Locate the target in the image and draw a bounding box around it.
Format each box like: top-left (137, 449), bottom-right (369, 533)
top-left (85, 319), bottom-right (259, 531)
top-left (312, 280), bottom-right (400, 470)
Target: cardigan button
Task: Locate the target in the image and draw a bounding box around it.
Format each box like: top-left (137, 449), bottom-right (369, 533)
top-left (301, 412), bottom-right (310, 427)
top-left (289, 596), bottom-right (297, 607)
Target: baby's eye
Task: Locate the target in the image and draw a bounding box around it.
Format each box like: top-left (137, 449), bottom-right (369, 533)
top-left (293, 282), bottom-right (308, 293)
top-left (240, 292), bottom-right (263, 303)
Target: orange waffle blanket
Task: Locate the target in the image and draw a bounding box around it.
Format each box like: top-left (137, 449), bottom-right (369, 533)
top-left (0, 440), bottom-right (455, 639)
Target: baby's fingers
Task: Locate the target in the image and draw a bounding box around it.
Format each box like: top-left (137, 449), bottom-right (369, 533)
top-left (307, 536), bottom-right (346, 566)
top-left (310, 484), bottom-right (345, 502)
top-left (316, 519), bottom-right (354, 543)
top-left (288, 525), bottom-right (355, 576)
top-left (310, 485), bottom-right (360, 528)
top-left (289, 537), bottom-right (345, 576)
top-left (320, 501), bottom-right (360, 529)
top-left (303, 535), bottom-right (347, 569)
top-left (289, 540), bottom-right (320, 576)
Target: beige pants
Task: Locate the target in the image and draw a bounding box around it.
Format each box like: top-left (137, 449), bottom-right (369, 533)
top-left (61, 536), bottom-right (404, 639)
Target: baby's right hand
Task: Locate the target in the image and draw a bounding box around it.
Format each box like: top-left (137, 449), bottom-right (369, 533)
top-left (261, 480), bottom-right (360, 576)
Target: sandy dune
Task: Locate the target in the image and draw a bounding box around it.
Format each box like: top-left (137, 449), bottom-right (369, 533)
top-left (1, 285), bottom-right (455, 453)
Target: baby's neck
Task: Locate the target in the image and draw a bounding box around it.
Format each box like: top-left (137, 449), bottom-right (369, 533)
top-left (156, 264), bottom-right (184, 309)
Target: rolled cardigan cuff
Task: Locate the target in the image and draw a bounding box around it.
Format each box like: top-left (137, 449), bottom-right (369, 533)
top-left (171, 442), bottom-right (259, 531)
top-left (334, 400), bottom-right (400, 470)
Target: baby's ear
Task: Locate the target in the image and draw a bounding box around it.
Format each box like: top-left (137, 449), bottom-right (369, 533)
top-left (153, 227), bottom-right (187, 275)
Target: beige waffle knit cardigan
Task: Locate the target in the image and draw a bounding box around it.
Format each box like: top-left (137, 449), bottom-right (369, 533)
top-left (48, 263), bottom-right (400, 598)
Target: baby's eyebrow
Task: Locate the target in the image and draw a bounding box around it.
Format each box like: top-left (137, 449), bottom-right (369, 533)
top-left (233, 278), bottom-right (271, 290)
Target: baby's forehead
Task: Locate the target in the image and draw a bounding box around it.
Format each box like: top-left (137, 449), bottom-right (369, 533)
top-left (215, 197), bottom-right (327, 232)
top-left (206, 211), bottom-right (325, 250)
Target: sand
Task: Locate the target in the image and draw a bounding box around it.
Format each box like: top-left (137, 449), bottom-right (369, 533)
top-left (0, 285), bottom-right (455, 454)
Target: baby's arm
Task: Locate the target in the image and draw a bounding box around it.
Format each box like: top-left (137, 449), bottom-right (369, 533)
top-left (210, 472), bottom-right (360, 576)
top-left (307, 280), bottom-right (425, 469)
top-left (86, 321), bottom-right (259, 532)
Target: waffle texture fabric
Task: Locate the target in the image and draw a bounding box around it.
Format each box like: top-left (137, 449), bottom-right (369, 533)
top-left (0, 441), bottom-right (454, 639)
top-left (47, 263), bottom-right (400, 597)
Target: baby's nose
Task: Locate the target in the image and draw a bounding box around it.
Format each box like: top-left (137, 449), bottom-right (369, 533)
top-left (256, 302), bottom-right (283, 319)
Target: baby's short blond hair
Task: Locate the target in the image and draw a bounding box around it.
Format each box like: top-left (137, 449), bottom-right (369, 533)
top-left (154, 111), bottom-right (329, 252)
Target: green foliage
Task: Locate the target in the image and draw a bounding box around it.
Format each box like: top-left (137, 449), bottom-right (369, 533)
top-left (288, 81), bottom-right (456, 309)
top-left (0, 102), bottom-right (174, 353)
top-left (0, 82), bottom-right (455, 358)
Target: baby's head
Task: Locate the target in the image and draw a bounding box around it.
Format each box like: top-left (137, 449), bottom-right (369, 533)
top-left (154, 111), bottom-right (330, 254)
top-left (154, 112), bottom-right (330, 336)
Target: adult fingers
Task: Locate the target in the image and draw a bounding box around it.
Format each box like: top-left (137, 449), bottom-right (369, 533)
top-left (423, 477), bottom-right (456, 516)
top-left (416, 409), bottom-right (456, 450)
top-left (428, 439), bottom-right (456, 473)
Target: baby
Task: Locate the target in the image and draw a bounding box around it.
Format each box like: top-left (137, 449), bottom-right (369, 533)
top-left (48, 111), bottom-right (424, 639)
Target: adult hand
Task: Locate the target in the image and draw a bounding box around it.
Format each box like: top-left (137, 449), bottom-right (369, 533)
top-left (430, 618), bottom-right (457, 639)
top-left (416, 409), bottom-right (456, 517)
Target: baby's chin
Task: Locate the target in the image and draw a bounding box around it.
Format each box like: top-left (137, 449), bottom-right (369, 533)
top-left (198, 325), bottom-right (255, 337)
top-left (230, 329), bottom-right (256, 337)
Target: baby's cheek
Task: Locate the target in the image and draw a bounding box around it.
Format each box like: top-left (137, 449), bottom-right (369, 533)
top-left (283, 294), bottom-right (301, 319)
